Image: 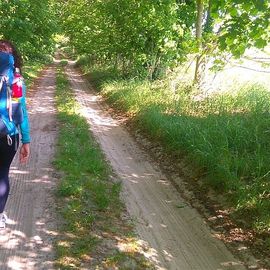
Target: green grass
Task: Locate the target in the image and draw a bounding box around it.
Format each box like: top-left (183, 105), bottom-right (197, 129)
top-left (23, 61), bottom-right (45, 86)
top-left (53, 66), bottom-right (154, 269)
top-left (80, 65), bottom-right (270, 235)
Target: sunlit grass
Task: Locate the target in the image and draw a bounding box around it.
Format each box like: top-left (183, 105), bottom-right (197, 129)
top-left (23, 61), bottom-right (44, 86)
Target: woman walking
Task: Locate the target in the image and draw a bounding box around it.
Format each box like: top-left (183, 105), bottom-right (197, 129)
top-left (0, 40), bottom-right (30, 229)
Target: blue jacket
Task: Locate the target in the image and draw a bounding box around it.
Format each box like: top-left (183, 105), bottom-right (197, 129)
top-left (0, 52), bottom-right (30, 144)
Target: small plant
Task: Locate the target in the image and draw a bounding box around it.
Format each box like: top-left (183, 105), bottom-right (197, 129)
top-left (23, 61), bottom-right (45, 85)
top-left (59, 60), bottom-right (68, 66)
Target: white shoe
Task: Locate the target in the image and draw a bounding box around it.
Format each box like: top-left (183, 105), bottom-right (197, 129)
top-left (0, 213), bottom-right (7, 229)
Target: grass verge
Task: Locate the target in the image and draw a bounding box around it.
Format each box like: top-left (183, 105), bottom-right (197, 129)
top-left (53, 65), bottom-right (154, 269)
top-left (24, 61), bottom-right (47, 85)
top-left (79, 64), bottom-right (270, 249)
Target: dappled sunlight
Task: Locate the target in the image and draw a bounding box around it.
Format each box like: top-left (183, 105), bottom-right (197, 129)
top-left (157, 179), bottom-right (171, 186)
top-left (9, 168), bottom-right (29, 175)
top-left (69, 85), bottom-right (120, 131)
top-left (164, 200), bottom-right (173, 204)
top-left (0, 164), bottom-right (59, 267)
top-left (64, 66), bottom-right (250, 269)
top-left (28, 174), bottom-right (55, 184)
top-left (127, 179), bottom-right (139, 184)
top-left (0, 223), bottom-right (57, 268)
top-left (221, 261), bottom-right (245, 267)
top-left (80, 105), bottom-right (118, 128)
top-left (56, 60), bottom-right (266, 270)
top-left (0, 66), bottom-right (58, 269)
top-left (5, 217), bottom-right (17, 226)
top-left (112, 230), bottom-right (243, 269)
top-left (119, 171), bottom-right (171, 185)
top-left (7, 257), bottom-right (29, 270)
top-left (113, 235), bottom-right (166, 269)
top-left (0, 230), bottom-right (25, 250)
top-left (162, 249), bottom-right (173, 261)
top-left (10, 167), bottom-right (56, 185)
top-left (29, 96), bottom-right (56, 114)
top-left (120, 170), bottom-right (172, 188)
top-left (53, 57), bottom-right (77, 67)
top-left (67, 73), bottom-right (120, 132)
top-left (208, 209), bottom-right (255, 245)
top-left (67, 59), bottom-right (77, 66)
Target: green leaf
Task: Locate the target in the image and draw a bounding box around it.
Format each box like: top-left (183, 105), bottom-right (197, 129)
top-left (254, 38), bottom-right (267, 49)
top-left (229, 7), bottom-right (238, 17)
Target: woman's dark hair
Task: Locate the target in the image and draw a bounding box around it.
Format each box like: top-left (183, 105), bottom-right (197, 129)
top-left (0, 39), bottom-right (23, 70)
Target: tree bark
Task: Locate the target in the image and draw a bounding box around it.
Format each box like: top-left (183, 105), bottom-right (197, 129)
top-left (205, 0), bottom-right (213, 32)
top-left (194, 0), bottom-right (204, 84)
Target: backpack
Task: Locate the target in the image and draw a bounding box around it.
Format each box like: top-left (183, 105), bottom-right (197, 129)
top-left (0, 70), bottom-right (24, 138)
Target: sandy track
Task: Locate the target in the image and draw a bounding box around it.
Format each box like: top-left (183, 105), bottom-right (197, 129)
top-left (0, 67), bottom-right (58, 270)
top-left (66, 65), bottom-right (247, 270)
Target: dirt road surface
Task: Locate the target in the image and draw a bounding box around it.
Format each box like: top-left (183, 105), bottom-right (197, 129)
top-left (66, 65), bottom-right (248, 270)
top-left (0, 67), bottom-right (58, 270)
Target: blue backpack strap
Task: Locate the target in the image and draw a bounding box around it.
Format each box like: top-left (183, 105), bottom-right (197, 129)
top-left (0, 75), bottom-right (4, 92)
top-left (0, 75), bottom-right (13, 121)
top-left (0, 74), bottom-right (17, 137)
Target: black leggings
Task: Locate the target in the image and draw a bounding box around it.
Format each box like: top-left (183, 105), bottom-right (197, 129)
top-left (0, 135), bottom-right (18, 213)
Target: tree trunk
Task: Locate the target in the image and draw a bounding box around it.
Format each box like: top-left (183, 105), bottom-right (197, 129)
top-left (194, 0), bottom-right (204, 85)
top-left (205, 0), bottom-right (213, 32)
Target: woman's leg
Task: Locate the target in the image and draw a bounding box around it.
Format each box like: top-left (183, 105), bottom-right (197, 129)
top-left (0, 135), bottom-right (19, 214)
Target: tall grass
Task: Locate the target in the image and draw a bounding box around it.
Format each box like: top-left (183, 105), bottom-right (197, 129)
top-left (83, 66), bottom-right (270, 234)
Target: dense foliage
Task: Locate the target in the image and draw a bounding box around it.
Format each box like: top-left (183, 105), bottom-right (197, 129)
top-left (0, 0), bottom-right (58, 60)
top-left (2, 0), bottom-right (268, 78)
top-left (58, 0), bottom-right (270, 79)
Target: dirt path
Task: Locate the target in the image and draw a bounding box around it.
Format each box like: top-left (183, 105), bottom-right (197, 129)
top-left (66, 65), bottom-right (247, 270)
top-left (0, 67), bottom-right (58, 270)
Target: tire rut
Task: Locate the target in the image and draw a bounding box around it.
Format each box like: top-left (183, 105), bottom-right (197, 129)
top-left (0, 66), bottom-right (58, 270)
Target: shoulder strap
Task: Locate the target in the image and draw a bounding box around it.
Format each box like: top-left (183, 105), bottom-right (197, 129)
top-left (0, 75), bottom-right (6, 92)
top-left (0, 76), bottom-right (13, 121)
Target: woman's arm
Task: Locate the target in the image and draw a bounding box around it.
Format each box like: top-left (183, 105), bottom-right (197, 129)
top-left (19, 82), bottom-right (30, 163)
top-left (19, 82), bottom-right (31, 144)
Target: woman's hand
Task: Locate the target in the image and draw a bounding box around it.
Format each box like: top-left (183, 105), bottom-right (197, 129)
top-left (20, 143), bottom-right (30, 164)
